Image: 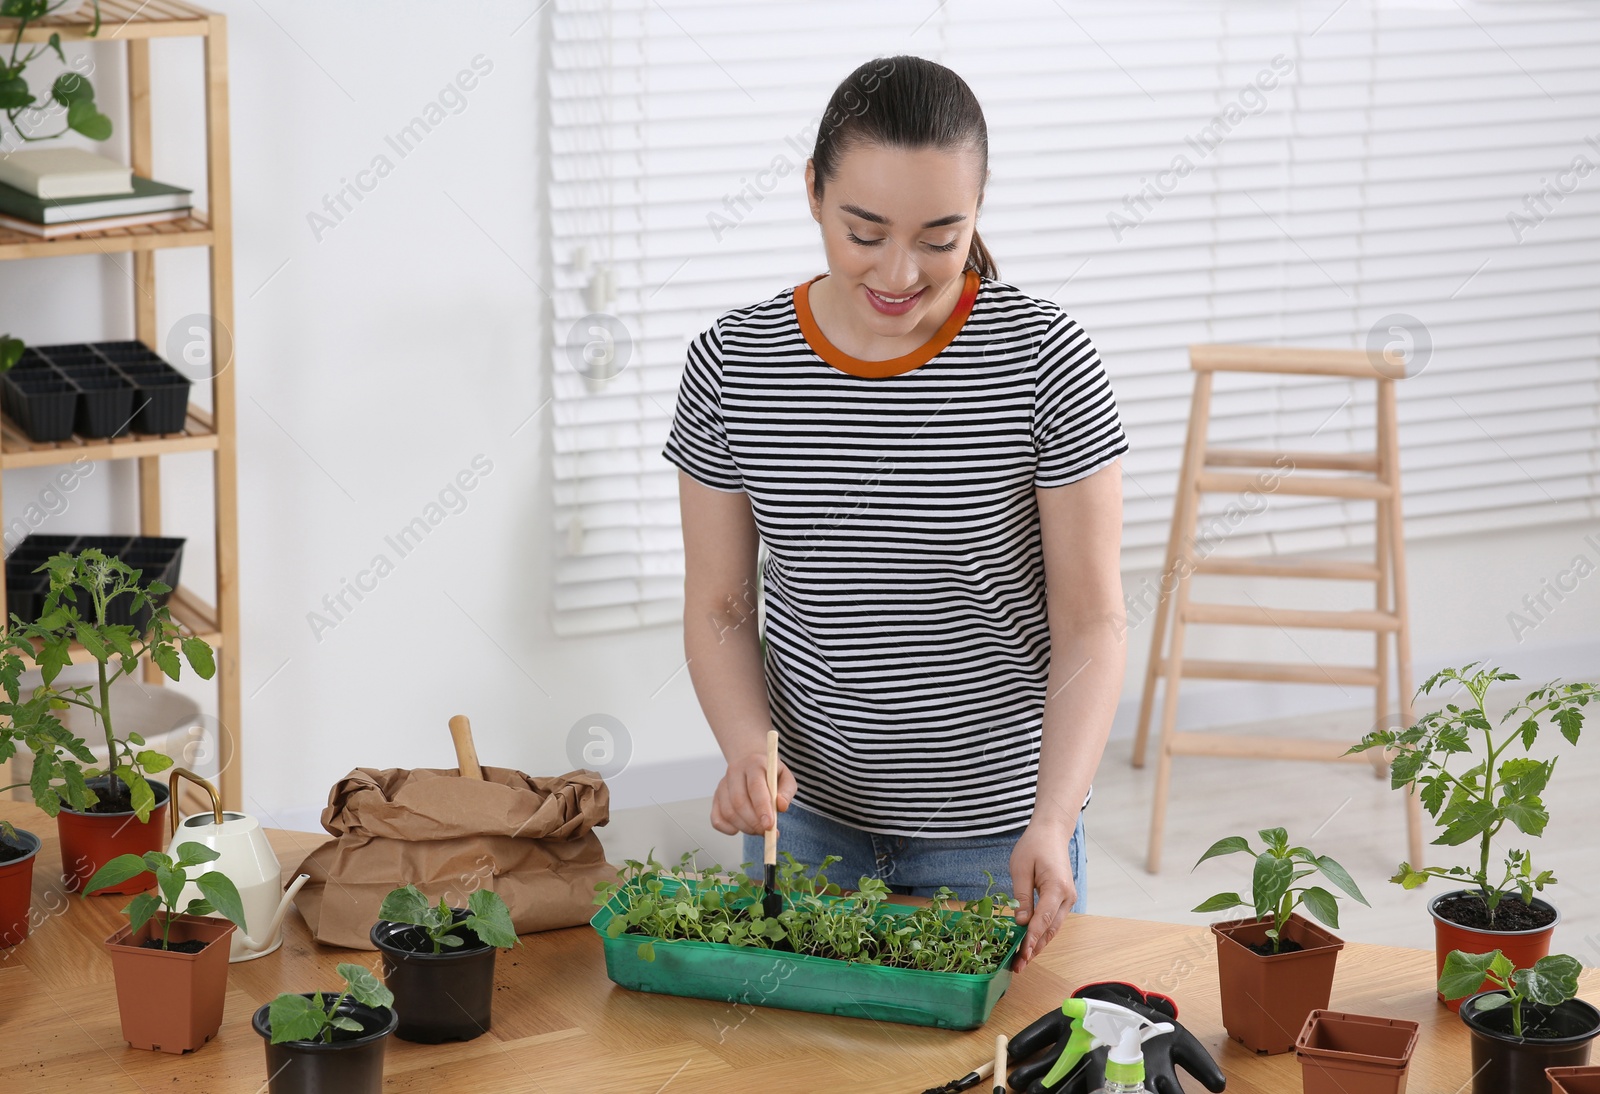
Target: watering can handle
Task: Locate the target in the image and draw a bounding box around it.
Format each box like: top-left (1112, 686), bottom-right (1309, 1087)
top-left (168, 768), bottom-right (224, 837)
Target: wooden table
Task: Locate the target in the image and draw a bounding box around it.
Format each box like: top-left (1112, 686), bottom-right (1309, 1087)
top-left (0, 801), bottom-right (1593, 1093)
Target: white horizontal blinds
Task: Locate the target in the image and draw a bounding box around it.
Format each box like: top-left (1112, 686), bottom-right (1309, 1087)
top-left (548, 1), bottom-right (1600, 636)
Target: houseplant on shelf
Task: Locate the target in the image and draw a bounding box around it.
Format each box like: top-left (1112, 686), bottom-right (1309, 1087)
top-left (252, 962), bottom-right (398, 1094)
top-left (0, 818), bottom-right (42, 946)
top-left (1192, 826), bottom-right (1368, 1055)
top-left (370, 883), bottom-right (518, 1044)
top-left (1440, 948), bottom-right (1600, 1093)
top-left (0, 334), bottom-right (21, 372)
top-left (0, 548), bottom-right (215, 892)
top-left (1348, 662), bottom-right (1598, 1011)
top-left (1, 1), bottom-right (112, 145)
top-left (82, 840), bottom-right (248, 1053)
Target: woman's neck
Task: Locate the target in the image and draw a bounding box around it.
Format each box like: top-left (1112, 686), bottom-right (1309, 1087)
top-left (809, 271), bottom-right (967, 362)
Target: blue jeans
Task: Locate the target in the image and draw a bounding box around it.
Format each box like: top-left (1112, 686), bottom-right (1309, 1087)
top-left (741, 798), bottom-right (1088, 912)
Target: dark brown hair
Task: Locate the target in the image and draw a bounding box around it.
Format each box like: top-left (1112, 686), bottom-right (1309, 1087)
top-left (810, 55), bottom-right (997, 281)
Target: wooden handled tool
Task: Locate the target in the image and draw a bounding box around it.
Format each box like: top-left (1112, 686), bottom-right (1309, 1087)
top-left (761, 729), bottom-right (781, 919)
top-left (450, 714), bottom-right (483, 780)
top-left (993, 1034), bottom-right (1008, 1094)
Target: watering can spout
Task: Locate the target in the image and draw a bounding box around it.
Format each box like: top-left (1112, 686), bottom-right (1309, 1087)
top-left (236, 873), bottom-right (311, 953)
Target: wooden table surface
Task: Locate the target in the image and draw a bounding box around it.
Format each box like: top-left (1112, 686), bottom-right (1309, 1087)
top-left (1, 801), bottom-right (1594, 1093)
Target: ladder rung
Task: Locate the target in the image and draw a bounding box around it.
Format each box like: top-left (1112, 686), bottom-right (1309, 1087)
top-left (1161, 658), bottom-right (1381, 687)
top-left (1204, 447), bottom-right (1380, 473)
top-left (1168, 732), bottom-right (1374, 763)
top-left (1182, 603), bottom-right (1402, 632)
top-left (1191, 555), bottom-right (1382, 581)
top-left (1196, 470), bottom-right (1392, 500)
top-left (1189, 344), bottom-right (1379, 379)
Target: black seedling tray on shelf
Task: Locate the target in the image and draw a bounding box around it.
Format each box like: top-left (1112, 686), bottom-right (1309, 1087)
top-left (4, 534), bottom-right (186, 631)
top-left (1, 342), bottom-right (194, 442)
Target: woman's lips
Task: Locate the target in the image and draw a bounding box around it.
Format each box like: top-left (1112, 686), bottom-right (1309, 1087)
top-left (864, 285), bottom-right (925, 316)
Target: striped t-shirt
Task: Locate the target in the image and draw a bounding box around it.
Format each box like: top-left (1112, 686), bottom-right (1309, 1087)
top-left (662, 268), bottom-right (1130, 837)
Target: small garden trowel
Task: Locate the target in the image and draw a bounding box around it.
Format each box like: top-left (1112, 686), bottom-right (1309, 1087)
top-left (762, 729), bottom-right (781, 920)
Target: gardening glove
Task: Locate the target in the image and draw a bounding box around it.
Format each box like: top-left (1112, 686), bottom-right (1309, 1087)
top-left (1004, 981), bottom-right (1226, 1094)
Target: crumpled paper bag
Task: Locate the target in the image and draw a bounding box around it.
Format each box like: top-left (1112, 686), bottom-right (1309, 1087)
top-left (294, 765), bottom-right (617, 949)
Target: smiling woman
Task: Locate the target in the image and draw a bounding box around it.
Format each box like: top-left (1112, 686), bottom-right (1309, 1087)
top-left (663, 54), bottom-right (1129, 976)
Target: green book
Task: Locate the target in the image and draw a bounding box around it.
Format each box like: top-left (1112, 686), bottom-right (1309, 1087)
top-left (0, 175), bottom-right (192, 225)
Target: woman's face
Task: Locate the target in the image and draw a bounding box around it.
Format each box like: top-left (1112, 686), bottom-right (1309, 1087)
top-left (806, 142), bottom-right (985, 334)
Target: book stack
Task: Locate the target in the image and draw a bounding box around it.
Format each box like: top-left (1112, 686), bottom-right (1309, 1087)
top-left (0, 147), bottom-right (192, 239)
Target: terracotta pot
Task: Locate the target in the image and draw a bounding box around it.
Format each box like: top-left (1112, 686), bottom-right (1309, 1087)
top-left (1212, 912), bottom-right (1344, 1055)
top-left (58, 777), bottom-right (170, 894)
top-left (252, 996), bottom-right (398, 1094)
top-left (1296, 1009), bottom-right (1420, 1094)
top-left (104, 912), bottom-right (234, 1053)
top-left (371, 915), bottom-right (497, 1043)
top-left (0, 827), bottom-right (41, 947)
top-left (1430, 889), bottom-right (1558, 1013)
top-left (1549, 1066), bottom-right (1600, 1093)
top-left (1460, 991), bottom-right (1600, 1094)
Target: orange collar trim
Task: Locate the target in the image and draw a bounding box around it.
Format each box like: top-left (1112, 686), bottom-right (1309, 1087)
top-left (793, 268), bottom-right (981, 378)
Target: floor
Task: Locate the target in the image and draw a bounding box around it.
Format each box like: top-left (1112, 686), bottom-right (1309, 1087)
top-left (599, 688), bottom-right (1600, 961)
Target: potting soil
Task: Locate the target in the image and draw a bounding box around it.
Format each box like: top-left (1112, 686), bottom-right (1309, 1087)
top-left (1474, 1000), bottom-right (1596, 1041)
top-left (140, 938), bottom-right (207, 954)
top-left (1435, 892), bottom-right (1557, 932)
top-left (1245, 937), bottom-right (1304, 957)
top-left (0, 838), bottom-right (28, 864)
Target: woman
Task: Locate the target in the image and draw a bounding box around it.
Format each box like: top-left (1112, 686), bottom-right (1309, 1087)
top-left (661, 55), bottom-right (1127, 974)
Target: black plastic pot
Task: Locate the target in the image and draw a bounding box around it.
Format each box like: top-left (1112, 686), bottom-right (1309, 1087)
top-left (371, 914), bottom-right (497, 1043)
top-left (115, 359), bottom-right (192, 434)
top-left (4, 370), bottom-right (80, 442)
top-left (67, 372), bottom-right (135, 438)
top-left (252, 997), bottom-right (397, 1094)
top-left (1460, 990), bottom-right (1600, 1094)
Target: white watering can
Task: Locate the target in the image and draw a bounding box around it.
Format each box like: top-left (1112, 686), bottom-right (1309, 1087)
top-left (168, 769), bottom-right (310, 962)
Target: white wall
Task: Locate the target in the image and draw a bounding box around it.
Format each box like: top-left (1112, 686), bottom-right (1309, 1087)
top-left (2, 2), bottom-right (1595, 841)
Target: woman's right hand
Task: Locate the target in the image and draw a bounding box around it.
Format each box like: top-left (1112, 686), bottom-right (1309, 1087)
top-left (710, 750), bottom-right (797, 836)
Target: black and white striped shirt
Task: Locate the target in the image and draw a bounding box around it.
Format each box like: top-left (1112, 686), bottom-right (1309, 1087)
top-left (663, 269), bottom-right (1129, 837)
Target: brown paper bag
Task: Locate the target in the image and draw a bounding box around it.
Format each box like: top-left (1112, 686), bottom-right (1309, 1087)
top-left (294, 765), bottom-right (617, 949)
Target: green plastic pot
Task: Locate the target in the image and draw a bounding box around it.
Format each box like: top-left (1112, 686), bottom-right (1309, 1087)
top-left (591, 876), bottom-right (1025, 1030)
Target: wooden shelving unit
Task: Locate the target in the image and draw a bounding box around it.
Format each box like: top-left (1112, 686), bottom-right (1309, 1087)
top-left (2, 1), bottom-right (241, 807)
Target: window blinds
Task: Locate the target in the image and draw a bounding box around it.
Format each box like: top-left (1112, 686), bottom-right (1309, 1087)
top-left (547, 0), bottom-right (1600, 637)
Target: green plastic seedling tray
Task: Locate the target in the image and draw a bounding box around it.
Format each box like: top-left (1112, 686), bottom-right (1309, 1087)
top-left (590, 876), bottom-right (1027, 1030)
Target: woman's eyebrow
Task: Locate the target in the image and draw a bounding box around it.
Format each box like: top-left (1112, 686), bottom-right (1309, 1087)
top-left (838, 203), bottom-right (967, 229)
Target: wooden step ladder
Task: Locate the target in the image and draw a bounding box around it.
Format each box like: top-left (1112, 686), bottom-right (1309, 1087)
top-left (1132, 344), bottom-right (1425, 873)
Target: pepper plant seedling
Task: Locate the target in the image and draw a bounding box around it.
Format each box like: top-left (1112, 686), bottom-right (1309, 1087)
top-left (1347, 662), bottom-right (1598, 926)
top-left (267, 963), bottom-right (395, 1044)
top-left (81, 841), bottom-right (248, 950)
top-left (1191, 826), bottom-right (1368, 954)
top-left (1439, 948), bottom-right (1583, 1038)
top-left (377, 883), bottom-right (518, 953)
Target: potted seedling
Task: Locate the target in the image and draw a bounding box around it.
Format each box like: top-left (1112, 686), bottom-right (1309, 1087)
top-left (252, 962), bottom-right (398, 1094)
top-left (1440, 948), bottom-right (1600, 1093)
top-left (1191, 826), bottom-right (1369, 1055)
top-left (369, 883), bottom-right (519, 1043)
top-left (82, 840), bottom-right (248, 1053)
top-left (0, 548), bottom-right (215, 892)
top-left (1295, 1010), bottom-right (1421, 1094)
top-left (0, 819), bottom-right (41, 946)
top-left (591, 849), bottom-right (1026, 1030)
top-left (1348, 663), bottom-right (1598, 1011)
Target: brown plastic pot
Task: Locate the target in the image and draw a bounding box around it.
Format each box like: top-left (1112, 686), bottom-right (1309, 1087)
top-left (1549, 1066), bottom-right (1600, 1093)
top-left (0, 827), bottom-right (41, 947)
top-left (57, 778), bottom-right (170, 894)
top-left (1212, 912), bottom-right (1344, 1055)
top-left (1430, 890), bottom-right (1558, 1013)
top-left (1296, 1009), bottom-right (1420, 1094)
top-left (104, 912), bottom-right (235, 1053)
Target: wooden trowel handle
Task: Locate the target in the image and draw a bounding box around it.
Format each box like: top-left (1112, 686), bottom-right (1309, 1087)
top-left (763, 729), bottom-right (779, 865)
top-left (450, 715), bottom-right (483, 780)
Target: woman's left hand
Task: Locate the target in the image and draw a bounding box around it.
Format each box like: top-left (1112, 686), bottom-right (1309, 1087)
top-left (1009, 812), bottom-right (1079, 975)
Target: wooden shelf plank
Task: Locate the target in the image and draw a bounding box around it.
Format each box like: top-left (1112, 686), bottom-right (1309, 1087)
top-left (0, 214), bottom-right (213, 262)
top-left (5, 0), bottom-right (213, 42)
top-left (0, 404), bottom-right (218, 469)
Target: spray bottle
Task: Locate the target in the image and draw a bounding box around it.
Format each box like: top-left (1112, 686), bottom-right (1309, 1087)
top-left (1038, 997), bottom-right (1174, 1093)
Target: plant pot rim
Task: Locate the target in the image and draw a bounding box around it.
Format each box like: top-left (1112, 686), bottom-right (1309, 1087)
top-left (370, 916), bottom-right (494, 960)
top-left (1295, 1008), bottom-right (1420, 1066)
top-left (104, 912), bottom-right (235, 957)
top-left (251, 996), bottom-right (400, 1050)
top-left (58, 778), bottom-right (171, 819)
top-left (1428, 888), bottom-right (1561, 937)
top-left (1459, 990), bottom-right (1600, 1047)
top-left (0, 827), bottom-right (42, 867)
top-left (1211, 912), bottom-right (1345, 960)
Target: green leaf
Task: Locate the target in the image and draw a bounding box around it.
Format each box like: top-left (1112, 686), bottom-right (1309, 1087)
top-left (0, 76), bottom-right (34, 111)
top-left (1389, 749), bottom-right (1425, 788)
top-left (464, 888), bottom-right (518, 949)
top-left (1555, 707), bottom-right (1583, 745)
top-left (1434, 799), bottom-right (1498, 847)
top-left (1390, 862), bottom-right (1432, 890)
top-left (135, 749), bottom-right (173, 774)
top-left (1439, 949), bottom-right (1500, 1000)
top-left (337, 962), bottom-right (394, 1010)
top-left (38, 637), bottom-right (72, 685)
top-left (195, 871), bottom-right (249, 933)
top-left (1520, 717), bottom-right (1539, 750)
top-left (1252, 852), bottom-right (1294, 920)
top-left (1300, 886), bottom-right (1341, 930)
top-left (180, 637), bottom-right (216, 680)
top-left (1499, 798), bottom-right (1549, 837)
top-left (638, 941), bottom-right (655, 961)
top-left (328, 1016), bottom-right (363, 1032)
top-left (156, 864), bottom-right (185, 908)
top-left (151, 643), bottom-right (181, 680)
top-left (66, 99), bottom-right (112, 141)
top-left (50, 70), bottom-right (94, 104)
top-left (267, 993), bottom-right (328, 1044)
top-left (184, 898), bottom-right (214, 917)
top-left (123, 891), bottom-right (161, 935)
top-left (1257, 827), bottom-right (1288, 853)
top-left (1516, 954), bottom-right (1582, 1007)
top-left (1193, 836), bottom-right (1252, 868)
top-left (1191, 892), bottom-right (1247, 913)
top-left (118, 767), bottom-right (155, 822)
top-left (1419, 776), bottom-right (1447, 817)
top-left (377, 884), bottom-right (431, 927)
top-left (1499, 758), bottom-right (1553, 801)
top-left (82, 853), bottom-right (149, 896)
top-left (73, 623), bottom-right (107, 662)
top-left (1315, 855), bottom-right (1369, 905)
